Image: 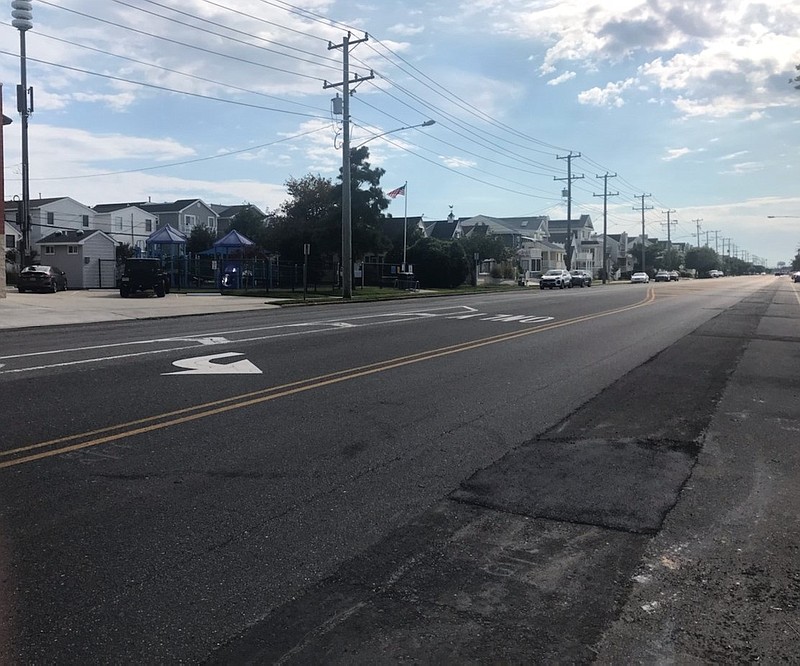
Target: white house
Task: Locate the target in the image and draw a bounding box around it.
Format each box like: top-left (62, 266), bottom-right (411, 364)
top-left (5, 196), bottom-right (96, 248)
top-left (92, 203), bottom-right (158, 253)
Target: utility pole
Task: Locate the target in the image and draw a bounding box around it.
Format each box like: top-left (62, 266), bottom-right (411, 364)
top-left (712, 229), bottom-right (721, 254)
top-left (593, 173), bottom-right (617, 283)
top-left (692, 219), bottom-right (703, 247)
top-left (661, 209), bottom-right (677, 250)
top-left (324, 32), bottom-right (373, 299)
top-left (634, 194), bottom-right (653, 273)
top-left (555, 152), bottom-right (583, 270)
top-left (12, 0), bottom-right (33, 267)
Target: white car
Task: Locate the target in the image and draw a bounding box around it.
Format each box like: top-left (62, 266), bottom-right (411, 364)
top-left (539, 269), bottom-right (572, 289)
top-left (630, 272), bottom-right (650, 284)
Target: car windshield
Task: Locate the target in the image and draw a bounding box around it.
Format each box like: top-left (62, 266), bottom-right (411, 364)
top-left (545, 270), bottom-right (562, 275)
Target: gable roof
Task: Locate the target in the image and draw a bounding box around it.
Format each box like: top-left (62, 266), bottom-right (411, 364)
top-left (38, 229), bottom-right (113, 245)
top-left (210, 204), bottom-right (265, 219)
top-left (214, 229), bottom-right (255, 247)
top-left (461, 214), bottom-right (549, 236)
top-left (138, 198), bottom-right (212, 214)
top-left (147, 224), bottom-right (187, 244)
top-left (92, 202), bottom-right (153, 214)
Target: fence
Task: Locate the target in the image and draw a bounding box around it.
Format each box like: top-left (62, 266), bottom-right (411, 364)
top-left (95, 257), bottom-right (418, 292)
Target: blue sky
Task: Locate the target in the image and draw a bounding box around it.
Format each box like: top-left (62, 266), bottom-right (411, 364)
top-left (2, 0), bottom-right (799, 265)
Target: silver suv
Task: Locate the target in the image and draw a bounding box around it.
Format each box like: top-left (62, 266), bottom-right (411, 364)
top-left (539, 269), bottom-right (572, 289)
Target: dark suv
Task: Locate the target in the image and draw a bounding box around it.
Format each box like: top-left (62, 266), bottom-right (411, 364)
top-left (119, 258), bottom-right (169, 298)
top-left (569, 270), bottom-right (592, 287)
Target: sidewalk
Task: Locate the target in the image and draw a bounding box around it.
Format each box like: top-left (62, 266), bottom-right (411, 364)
top-left (0, 289), bottom-right (283, 330)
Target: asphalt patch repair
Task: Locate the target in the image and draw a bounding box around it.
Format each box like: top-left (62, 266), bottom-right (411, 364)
top-left (209, 296), bottom-right (768, 663)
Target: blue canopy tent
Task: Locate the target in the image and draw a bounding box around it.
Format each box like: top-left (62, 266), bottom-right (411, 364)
top-left (213, 229), bottom-right (256, 289)
top-left (145, 224), bottom-right (187, 287)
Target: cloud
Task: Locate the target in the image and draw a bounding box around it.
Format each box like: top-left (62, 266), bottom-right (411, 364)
top-left (663, 147), bottom-right (692, 161)
top-left (718, 151), bottom-right (749, 161)
top-left (721, 161), bottom-right (764, 174)
top-left (387, 23), bottom-right (426, 36)
top-left (577, 78), bottom-right (636, 107)
top-left (547, 71), bottom-right (576, 86)
top-left (439, 155), bottom-right (477, 168)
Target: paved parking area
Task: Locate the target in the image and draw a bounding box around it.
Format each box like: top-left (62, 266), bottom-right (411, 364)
top-left (0, 289), bottom-right (283, 330)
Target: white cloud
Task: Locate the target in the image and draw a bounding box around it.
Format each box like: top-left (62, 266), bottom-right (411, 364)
top-left (388, 23), bottom-right (425, 36)
top-left (440, 155), bottom-right (477, 168)
top-left (721, 161), bottom-right (764, 174)
top-left (718, 151), bottom-right (749, 161)
top-left (663, 147), bottom-right (692, 161)
top-left (577, 78), bottom-right (636, 107)
top-left (547, 71), bottom-right (576, 86)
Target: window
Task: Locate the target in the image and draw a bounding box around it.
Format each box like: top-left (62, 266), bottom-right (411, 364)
top-left (44, 245), bottom-right (55, 255)
top-left (68, 246), bottom-right (78, 254)
top-left (47, 212), bottom-right (55, 225)
top-left (5, 235), bottom-right (14, 250)
top-left (113, 216), bottom-right (123, 231)
top-left (185, 214), bottom-right (196, 230)
top-left (82, 215), bottom-right (89, 228)
top-left (145, 219), bottom-right (152, 232)
top-left (208, 216), bottom-right (214, 229)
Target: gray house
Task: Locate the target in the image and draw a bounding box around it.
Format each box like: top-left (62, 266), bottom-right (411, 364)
top-left (38, 229), bottom-right (116, 288)
top-left (138, 199), bottom-right (218, 237)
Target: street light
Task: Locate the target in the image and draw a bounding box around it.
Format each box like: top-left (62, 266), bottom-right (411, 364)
top-left (353, 120), bottom-right (436, 148)
top-left (11, 0), bottom-right (33, 267)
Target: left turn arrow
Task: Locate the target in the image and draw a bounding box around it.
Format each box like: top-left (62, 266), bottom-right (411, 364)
top-left (163, 352), bottom-right (262, 375)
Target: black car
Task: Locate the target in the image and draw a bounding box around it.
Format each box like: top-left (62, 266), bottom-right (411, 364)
top-left (569, 270), bottom-right (592, 287)
top-left (119, 258), bottom-right (169, 298)
top-left (17, 265), bottom-right (68, 293)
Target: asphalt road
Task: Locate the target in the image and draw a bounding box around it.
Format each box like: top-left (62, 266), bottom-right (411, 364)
top-left (1, 276), bottom-right (797, 663)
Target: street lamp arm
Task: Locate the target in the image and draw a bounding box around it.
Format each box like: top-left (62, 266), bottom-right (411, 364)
top-left (767, 215), bottom-right (800, 218)
top-left (354, 120), bottom-right (435, 148)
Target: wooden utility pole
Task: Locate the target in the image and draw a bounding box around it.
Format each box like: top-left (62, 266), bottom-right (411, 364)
top-left (634, 194), bottom-right (653, 272)
top-left (593, 173), bottom-right (617, 283)
top-left (555, 152), bottom-right (583, 270)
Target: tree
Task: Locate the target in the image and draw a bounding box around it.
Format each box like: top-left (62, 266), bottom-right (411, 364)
top-left (655, 247), bottom-right (683, 271)
top-left (458, 231), bottom-right (511, 283)
top-left (792, 248), bottom-right (800, 272)
top-left (230, 205), bottom-right (268, 246)
top-left (115, 243), bottom-right (137, 261)
top-left (187, 225), bottom-right (216, 255)
top-left (685, 246), bottom-right (719, 276)
top-left (265, 174), bottom-right (339, 262)
top-left (407, 237), bottom-right (469, 288)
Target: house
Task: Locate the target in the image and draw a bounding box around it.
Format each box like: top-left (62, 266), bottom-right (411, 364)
top-left (597, 232), bottom-right (631, 277)
top-left (4, 219), bottom-right (21, 261)
top-left (547, 215), bottom-right (599, 274)
top-left (92, 203), bottom-right (158, 253)
top-left (138, 199), bottom-right (218, 236)
top-left (210, 203), bottom-right (266, 236)
top-left (424, 210), bottom-right (465, 240)
top-left (460, 214), bottom-right (550, 248)
top-left (4, 196), bottom-right (96, 247)
top-left (37, 228), bottom-right (117, 288)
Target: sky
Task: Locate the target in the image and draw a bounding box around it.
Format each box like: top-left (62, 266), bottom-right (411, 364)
top-left (1, 0), bottom-right (799, 266)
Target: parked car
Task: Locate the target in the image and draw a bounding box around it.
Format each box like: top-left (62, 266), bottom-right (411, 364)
top-left (539, 269), bottom-right (572, 289)
top-left (708, 269), bottom-right (724, 278)
top-left (569, 270), bottom-right (592, 287)
top-left (17, 265), bottom-right (68, 293)
top-left (793, 272), bottom-right (800, 283)
top-left (654, 270), bottom-right (671, 282)
top-left (119, 258), bottom-right (169, 298)
top-left (630, 272), bottom-right (650, 284)
top-left (669, 270), bottom-right (680, 281)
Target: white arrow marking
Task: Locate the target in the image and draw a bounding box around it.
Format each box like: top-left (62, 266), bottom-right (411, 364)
top-left (163, 352), bottom-right (262, 375)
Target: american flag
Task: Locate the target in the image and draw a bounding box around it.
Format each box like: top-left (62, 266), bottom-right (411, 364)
top-left (387, 184), bottom-right (406, 198)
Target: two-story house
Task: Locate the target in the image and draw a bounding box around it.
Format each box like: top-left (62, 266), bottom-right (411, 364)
top-left (546, 215), bottom-right (599, 274)
top-left (92, 203), bottom-right (158, 253)
top-left (138, 199), bottom-right (217, 237)
top-left (4, 196), bottom-right (96, 250)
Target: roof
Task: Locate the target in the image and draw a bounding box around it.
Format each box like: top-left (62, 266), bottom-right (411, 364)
top-left (138, 198), bottom-right (210, 214)
top-left (38, 229), bottom-right (110, 244)
top-left (5, 197), bottom-right (72, 209)
top-left (214, 229), bottom-right (255, 247)
top-left (547, 215), bottom-right (594, 231)
top-left (210, 204), bottom-right (265, 219)
top-left (461, 214), bottom-right (549, 236)
top-left (92, 202), bottom-right (152, 214)
top-left (147, 224), bottom-right (187, 244)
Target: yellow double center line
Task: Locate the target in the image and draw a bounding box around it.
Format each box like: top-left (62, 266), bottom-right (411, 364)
top-left (1, 289), bottom-right (656, 470)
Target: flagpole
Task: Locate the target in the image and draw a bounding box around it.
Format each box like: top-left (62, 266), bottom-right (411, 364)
top-left (402, 180), bottom-right (408, 271)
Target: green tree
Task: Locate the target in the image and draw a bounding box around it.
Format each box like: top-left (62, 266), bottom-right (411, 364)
top-left (407, 237), bottom-right (469, 288)
top-left (187, 225), bottom-right (217, 255)
top-left (655, 247), bottom-right (683, 271)
top-left (230, 204), bottom-right (268, 246)
top-left (265, 173), bottom-right (339, 262)
top-left (458, 230), bottom-right (511, 283)
top-left (632, 243), bottom-right (661, 273)
top-left (791, 248), bottom-right (800, 272)
top-left (685, 246), bottom-right (719, 275)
